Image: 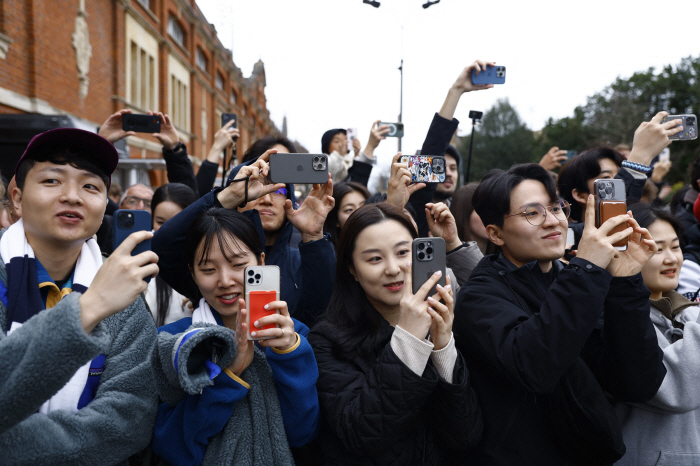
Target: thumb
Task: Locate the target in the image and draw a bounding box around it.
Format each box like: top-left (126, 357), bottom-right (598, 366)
top-left (408, 182), bottom-right (426, 195)
top-left (425, 208), bottom-right (436, 230)
top-left (584, 194), bottom-right (596, 228)
top-left (403, 260), bottom-right (413, 297)
top-left (283, 199), bottom-right (294, 216)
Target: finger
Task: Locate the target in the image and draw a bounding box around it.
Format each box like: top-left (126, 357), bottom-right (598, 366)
top-left (263, 300), bottom-right (290, 317)
top-left (425, 208), bottom-right (436, 230)
top-left (136, 263), bottom-right (159, 281)
top-left (408, 182), bottom-right (426, 195)
top-left (436, 282), bottom-right (454, 305)
top-left (427, 307), bottom-right (445, 326)
top-left (427, 297), bottom-right (449, 317)
top-left (402, 261), bottom-right (413, 297)
top-left (283, 198), bottom-right (295, 216)
top-left (132, 250), bottom-right (159, 267)
top-left (668, 124), bottom-right (684, 136)
top-left (115, 230), bottom-right (154, 256)
top-left (223, 118), bottom-right (236, 129)
top-left (599, 214), bottom-right (631, 235)
top-left (258, 148), bottom-right (277, 163)
top-left (650, 111), bottom-right (668, 125)
top-left (415, 270), bottom-right (443, 301)
top-left (584, 194), bottom-right (596, 227)
top-left (605, 227), bottom-right (634, 245)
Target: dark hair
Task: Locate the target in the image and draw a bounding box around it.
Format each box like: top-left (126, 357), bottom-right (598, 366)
top-left (691, 158), bottom-right (700, 192)
top-left (324, 181), bottom-right (370, 247)
top-left (451, 182), bottom-right (480, 242)
top-left (557, 147), bottom-right (624, 221)
top-left (364, 192), bottom-right (418, 224)
top-left (184, 208), bottom-right (264, 302)
top-left (152, 183), bottom-right (198, 327)
top-left (473, 163), bottom-right (558, 228)
top-left (241, 135), bottom-right (297, 164)
top-left (629, 202), bottom-right (683, 237)
top-left (317, 203), bottom-right (417, 360)
top-left (16, 147), bottom-right (109, 192)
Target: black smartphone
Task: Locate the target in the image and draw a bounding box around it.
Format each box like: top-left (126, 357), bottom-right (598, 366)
top-left (378, 122), bottom-right (404, 138)
top-left (269, 153), bottom-right (329, 184)
top-left (565, 150), bottom-right (578, 160)
top-left (113, 209), bottom-right (153, 282)
top-left (412, 237), bottom-right (446, 298)
top-left (122, 114), bottom-right (161, 133)
top-left (594, 179), bottom-right (627, 251)
top-left (221, 113), bottom-right (237, 128)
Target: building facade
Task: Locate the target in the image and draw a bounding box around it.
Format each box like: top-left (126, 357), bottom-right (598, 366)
top-left (0, 0), bottom-right (278, 186)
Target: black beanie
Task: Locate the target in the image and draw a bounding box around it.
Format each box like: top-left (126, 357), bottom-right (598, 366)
top-left (445, 144), bottom-right (461, 167)
top-left (321, 128), bottom-right (347, 155)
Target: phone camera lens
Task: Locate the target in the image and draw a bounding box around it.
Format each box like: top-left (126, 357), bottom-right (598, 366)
top-left (418, 243), bottom-right (425, 250)
top-left (248, 278), bottom-right (254, 284)
top-left (254, 273), bottom-right (261, 280)
top-left (417, 252), bottom-right (425, 260)
top-left (605, 186), bottom-right (612, 195)
top-left (313, 157), bottom-right (319, 163)
top-left (248, 270), bottom-right (254, 276)
top-left (688, 117), bottom-right (696, 126)
top-left (426, 247), bottom-right (433, 255)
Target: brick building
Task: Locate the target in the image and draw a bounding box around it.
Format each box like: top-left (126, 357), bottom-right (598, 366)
top-left (0, 0), bottom-right (281, 187)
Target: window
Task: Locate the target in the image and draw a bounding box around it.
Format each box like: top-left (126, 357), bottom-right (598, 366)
top-left (168, 54), bottom-right (190, 131)
top-left (136, 0), bottom-right (150, 10)
top-left (196, 48), bottom-right (207, 72)
top-left (230, 90), bottom-right (236, 105)
top-left (216, 73), bottom-right (224, 91)
top-left (168, 16), bottom-right (184, 47)
top-left (126, 14), bottom-right (158, 111)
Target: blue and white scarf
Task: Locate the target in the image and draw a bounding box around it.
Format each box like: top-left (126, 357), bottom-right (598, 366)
top-left (0, 219), bottom-right (104, 414)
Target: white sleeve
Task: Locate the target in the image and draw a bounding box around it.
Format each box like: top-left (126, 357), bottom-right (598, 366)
top-left (390, 325), bottom-right (433, 376)
top-left (430, 333), bottom-right (458, 383)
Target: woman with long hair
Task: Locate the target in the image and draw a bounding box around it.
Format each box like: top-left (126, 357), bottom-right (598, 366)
top-left (450, 182), bottom-right (495, 255)
top-left (146, 182), bottom-right (197, 326)
top-left (323, 181), bottom-right (370, 247)
top-left (310, 202), bottom-right (482, 465)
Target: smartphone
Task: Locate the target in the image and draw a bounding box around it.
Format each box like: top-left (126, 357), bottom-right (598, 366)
top-left (399, 155), bottom-right (446, 183)
top-left (347, 127), bottom-right (358, 152)
top-left (594, 179), bottom-right (628, 251)
top-left (378, 122), bottom-right (404, 138)
top-left (269, 153), bottom-right (329, 184)
top-left (659, 148), bottom-right (670, 163)
top-left (662, 114), bottom-right (697, 140)
top-left (471, 65), bottom-right (506, 85)
top-left (566, 228), bottom-right (575, 247)
top-left (113, 210), bottom-right (152, 282)
top-left (412, 238), bottom-right (446, 298)
top-left (244, 265), bottom-right (281, 341)
top-left (221, 113), bottom-right (237, 128)
top-left (565, 150), bottom-right (578, 161)
top-left (122, 114), bottom-right (161, 133)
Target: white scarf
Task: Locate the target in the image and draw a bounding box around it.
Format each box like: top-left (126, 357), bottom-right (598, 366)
top-left (1, 219), bottom-right (103, 414)
top-left (192, 298), bottom-right (219, 326)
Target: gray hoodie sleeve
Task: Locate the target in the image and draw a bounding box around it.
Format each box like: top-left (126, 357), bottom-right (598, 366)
top-left (446, 242), bottom-right (483, 286)
top-left (637, 321), bottom-right (700, 414)
top-left (0, 293), bottom-right (110, 434)
top-left (0, 296), bottom-right (159, 466)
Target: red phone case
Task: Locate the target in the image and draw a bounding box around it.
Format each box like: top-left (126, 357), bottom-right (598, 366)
top-left (247, 290), bottom-right (278, 338)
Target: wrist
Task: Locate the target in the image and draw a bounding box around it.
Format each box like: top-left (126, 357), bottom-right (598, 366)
top-left (301, 232), bottom-right (323, 243)
top-left (446, 239), bottom-right (462, 252)
top-left (626, 148), bottom-right (652, 166)
top-left (217, 188), bottom-right (244, 209)
top-left (79, 292), bottom-right (103, 334)
top-left (651, 174), bottom-right (664, 183)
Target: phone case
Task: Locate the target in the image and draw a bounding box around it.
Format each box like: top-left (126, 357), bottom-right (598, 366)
top-left (662, 114), bottom-right (697, 140)
top-left (594, 179), bottom-right (628, 250)
top-left (399, 155), bottom-right (446, 183)
top-left (269, 153), bottom-right (329, 184)
top-left (113, 210), bottom-right (152, 282)
top-left (378, 122), bottom-right (404, 138)
top-left (412, 238), bottom-right (446, 297)
top-left (244, 265), bottom-right (281, 341)
top-left (471, 65), bottom-right (506, 85)
top-left (222, 113), bottom-right (237, 128)
top-left (122, 114), bottom-right (161, 133)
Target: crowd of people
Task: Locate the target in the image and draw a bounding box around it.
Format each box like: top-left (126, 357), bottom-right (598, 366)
top-left (2, 58), bottom-right (700, 466)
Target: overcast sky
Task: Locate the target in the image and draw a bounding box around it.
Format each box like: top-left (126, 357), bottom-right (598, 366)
top-left (198, 0), bottom-right (700, 162)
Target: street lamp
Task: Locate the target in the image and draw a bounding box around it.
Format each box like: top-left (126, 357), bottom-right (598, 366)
top-left (422, 0), bottom-right (440, 8)
top-left (363, 0), bottom-right (381, 7)
top-left (465, 110), bottom-right (483, 183)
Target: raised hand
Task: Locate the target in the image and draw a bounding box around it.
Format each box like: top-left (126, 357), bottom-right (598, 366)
top-left (576, 195), bottom-right (634, 270)
top-left (386, 153), bottom-right (425, 209)
top-left (352, 137), bottom-right (362, 157)
top-left (216, 149), bottom-right (286, 209)
top-left (250, 300), bottom-right (297, 351)
top-left (440, 59), bottom-right (496, 120)
top-left (207, 119), bottom-right (241, 163)
top-left (79, 230), bottom-right (159, 334)
top-left (606, 212), bottom-right (658, 277)
top-left (149, 111), bottom-right (180, 151)
top-left (364, 120), bottom-right (391, 158)
top-left (539, 147), bottom-right (569, 171)
top-left (427, 275), bottom-right (454, 350)
top-left (227, 301), bottom-right (255, 377)
top-left (425, 202), bottom-right (461, 251)
top-left (98, 109), bottom-right (135, 143)
top-left (399, 261), bottom-right (443, 341)
top-left (651, 159), bottom-right (672, 183)
top-left (285, 173), bottom-right (334, 242)
top-left (627, 112), bottom-right (683, 166)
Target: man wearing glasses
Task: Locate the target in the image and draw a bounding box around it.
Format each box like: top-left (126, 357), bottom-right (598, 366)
top-left (119, 183), bottom-right (154, 213)
top-left (452, 163), bottom-right (666, 465)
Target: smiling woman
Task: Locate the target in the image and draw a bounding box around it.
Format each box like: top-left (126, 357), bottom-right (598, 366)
top-left (309, 202), bottom-right (483, 465)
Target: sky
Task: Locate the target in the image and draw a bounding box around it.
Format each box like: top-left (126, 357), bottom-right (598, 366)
top-left (198, 0), bottom-right (700, 183)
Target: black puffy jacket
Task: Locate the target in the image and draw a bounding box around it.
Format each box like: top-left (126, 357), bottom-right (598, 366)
top-left (453, 254), bottom-right (666, 465)
top-left (309, 317), bottom-right (483, 465)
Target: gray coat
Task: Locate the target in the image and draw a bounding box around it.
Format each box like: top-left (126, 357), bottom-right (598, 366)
top-left (0, 257), bottom-right (158, 465)
top-left (614, 300), bottom-right (700, 466)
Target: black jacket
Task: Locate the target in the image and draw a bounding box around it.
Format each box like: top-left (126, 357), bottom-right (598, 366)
top-left (162, 142), bottom-right (199, 196)
top-left (309, 318), bottom-right (482, 465)
top-left (453, 254), bottom-right (666, 465)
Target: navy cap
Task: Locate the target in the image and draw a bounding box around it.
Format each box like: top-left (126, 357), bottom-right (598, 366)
top-left (15, 128), bottom-right (119, 181)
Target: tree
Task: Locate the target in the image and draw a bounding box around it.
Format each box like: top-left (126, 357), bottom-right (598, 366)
top-left (458, 98), bottom-right (534, 182)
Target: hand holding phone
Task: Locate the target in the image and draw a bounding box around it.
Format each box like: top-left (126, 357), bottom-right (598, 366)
top-left (113, 209), bottom-right (154, 271)
top-left (471, 64), bottom-right (506, 85)
top-left (221, 113), bottom-right (237, 130)
top-left (245, 266), bottom-right (280, 341)
top-left (378, 122), bottom-right (404, 138)
top-left (662, 114), bottom-right (697, 140)
top-left (594, 179), bottom-right (628, 251)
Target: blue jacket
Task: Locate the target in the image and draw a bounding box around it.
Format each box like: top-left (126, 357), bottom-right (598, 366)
top-left (152, 188), bottom-right (335, 328)
top-left (152, 315), bottom-right (319, 466)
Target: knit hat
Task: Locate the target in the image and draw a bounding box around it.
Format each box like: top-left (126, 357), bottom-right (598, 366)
top-left (321, 128), bottom-right (347, 155)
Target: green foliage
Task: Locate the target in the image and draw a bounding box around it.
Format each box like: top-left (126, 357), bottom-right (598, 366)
top-left (458, 98), bottom-right (534, 182)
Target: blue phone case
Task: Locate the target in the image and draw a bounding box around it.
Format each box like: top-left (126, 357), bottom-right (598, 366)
top-left (471, 65), bottom-right (506, 85)
top-left (113, 210), bottom-right (152, 282)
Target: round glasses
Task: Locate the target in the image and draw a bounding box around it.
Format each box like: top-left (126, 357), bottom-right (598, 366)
top-left (504, 200), bottom-right (571, 226)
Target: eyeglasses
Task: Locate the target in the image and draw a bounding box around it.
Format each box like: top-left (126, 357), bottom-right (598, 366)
top-left (504, 200), bottom-right (571, 226)
top-left (273, 187), bottom-right (288, 197)
top-left (123, 196), bottom-right (152, 209)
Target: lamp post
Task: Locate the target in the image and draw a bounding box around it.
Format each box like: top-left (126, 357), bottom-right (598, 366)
top-left (465, 110), bottom-right (483, 183)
